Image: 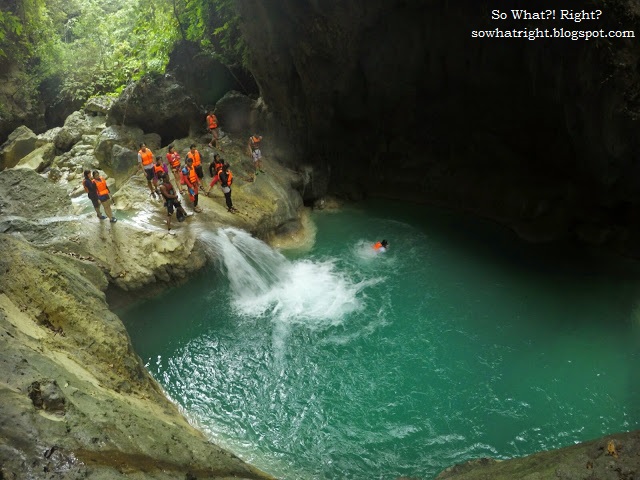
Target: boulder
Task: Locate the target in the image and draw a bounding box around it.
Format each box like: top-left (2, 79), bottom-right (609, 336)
top-left (36, 127), bottom-right (62, 147)
top-left (107, 73), bottom-right (202, 144)
top-left (215, 90), bottom-right (259, 134)
top-left (54, 111), bottom-right (106, 152)
top-left (110, 144), bottom-right (138, 174)
top-left (84, 95), bottom-right (116, 116)
top-left (94, 125), bottom-right (145, 166)
top-left (0, 168), bottom-right (71, 221)
top-left (0, 126), bottom-right (37, 170)
top-left (15, 143), bottom-right (56, 172)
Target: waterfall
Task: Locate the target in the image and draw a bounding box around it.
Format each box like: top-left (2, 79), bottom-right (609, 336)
top-left (199, 227), bottom-right (381, 329)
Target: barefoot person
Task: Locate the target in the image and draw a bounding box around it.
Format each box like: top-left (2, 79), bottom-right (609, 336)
top-left (138, 143), bottom-right (156, 198)
top-left (205, 153), bottom-right (224, 196)
top-left (83, 170), bottom-right (108, 220)
top-left (182, 157), bottom-right (202, 213)
top-left (206, 111), bottom-right (222, 150)
top-left (247, 134), bottom-right (264, 179)
top-left (166, 145), bottom-right (183, 191)
top-left (219, 163), bottom-right (237, 213)
top-left (158, 174), bottom-right (187, 231)
top-left (92, 170), bottom-right (117, 223)
top-left (187, 143), bottom-right (205, 189)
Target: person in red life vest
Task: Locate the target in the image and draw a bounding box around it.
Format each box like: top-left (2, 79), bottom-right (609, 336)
top-left (166, 144), bottom-right (184, 192)
top-left (182, 157), bottom-right (202, 213)
top-left (247, 134), bottom-right (264, 179)
top-left (206, 111), bottom-right (222, 151)
top-left (158, 173), bottom-right (188, 232)
top-left (373, 239), bottom-right (389, 252)
top-left (187, 143), bottom-right (205, 189)
top-left (92, 170), bottom-right (117, 223)
top-left (83, 169), bottom-right (108, 220)
top-left (205, 153), bottom-right (224, 196)
top-left (218, 163), bottom-right (237, 213)
top-left (151, 156), bottom-right (168, 194)
top-left (138, 143), bottom-right (156, 198)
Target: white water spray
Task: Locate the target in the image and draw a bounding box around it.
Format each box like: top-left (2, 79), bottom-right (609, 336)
top-left (200, 228), bottom-right (382, 329)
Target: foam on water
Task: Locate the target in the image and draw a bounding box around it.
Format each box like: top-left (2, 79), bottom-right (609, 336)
top-left (202, 228), bottom-right (383, 329)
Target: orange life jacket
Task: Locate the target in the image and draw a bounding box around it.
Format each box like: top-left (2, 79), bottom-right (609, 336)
top-left (139, 149), bottom-right (154, 167)
top-left (227, 170), bottom-right (233, 186)
top-left (373, 242), bottom-right (383, 250)
top-left (250, 135), bottom-right (261, 150)
top-left (184, 165), bottom-right (198, 185)
top-left (207, 114), bottom-right (218, 129)
top-left (153, 163), bottom-right (164, 175)
top-left (94, 177), bottom-right (109, 197)
top-left (167, 152), bottom-right (181, 169)
top-left (188, 150), bottom-right (201, 167)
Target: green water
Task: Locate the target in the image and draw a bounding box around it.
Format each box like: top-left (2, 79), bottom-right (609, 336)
top-left (120, 201), bottom-right (640, 480)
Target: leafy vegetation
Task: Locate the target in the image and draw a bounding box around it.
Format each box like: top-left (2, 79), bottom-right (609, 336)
top-left (0, 0), bottom-right (245, 107)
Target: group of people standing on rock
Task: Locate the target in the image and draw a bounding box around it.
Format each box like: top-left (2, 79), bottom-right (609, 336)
top-left (136, 139), bottom-right (238, 232)
top-left (83, 109), bottom-right (265, 232)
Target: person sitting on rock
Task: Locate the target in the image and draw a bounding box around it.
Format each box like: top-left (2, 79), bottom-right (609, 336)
top-left (182, 157), bottom-right (202, 213)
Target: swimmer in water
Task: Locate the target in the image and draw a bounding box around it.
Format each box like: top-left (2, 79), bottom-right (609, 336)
top-left (373, 239), bottom-right (389, 252)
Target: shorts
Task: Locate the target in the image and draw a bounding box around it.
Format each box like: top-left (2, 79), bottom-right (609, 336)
top-left (98, 194), bottom-right (110, 203)
top-left (252, 148), bottom-right (262, 162)
top-left (166, 199), bottom-right (180, 215)
top-left (195, 165), bottom-right (204, 180)
top-left (171, 165), bottom-right (181, 174)
top-left (87, 195), bottom-right (100, 209)
top-left (144, 167), bottom-right (154, 181)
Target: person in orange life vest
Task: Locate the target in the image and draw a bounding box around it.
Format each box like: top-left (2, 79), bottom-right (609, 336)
top-left (83, 169), bottom-right (108, 220)
top-left (218, 163), bottom-right (237, 213)
top-left (158, 173), bottom-right (187, 232)
top-left (182, 157), bottom-right (202, 213)
top-left (92, 170), bottom-right (117, 223)
top-left (151, 156), bottom-right (168, 194)
top-left (138, 143), bottom-right (156, 197)
top-left (187, 143), bottom-right (204, 188)
top-left (247, 134), bottom-right (264, 177)
top-left (205, 153), bottom-right (224, 196)
top-left (166, 144), bottom-right (184, 192)
top-left (206, 111), bottom-right (222, 151)
top-left (373, 239), bottom-right (389, 252)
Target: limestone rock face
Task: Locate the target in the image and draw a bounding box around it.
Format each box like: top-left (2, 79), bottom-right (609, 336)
top-left (84, 95), bottom-right (116, 116)
top-left (435, 431), bottom-right (640, 480)
top-left (94, 125), bottom-right (145, 168)
top-left (236, 0), bottom-right (640, 255)
top-left (215, 90), bottom-right (260, 134)
top-left (107, 74), bottom-right (202, 144)
top-left (0, 234), bottom-right (275, 480)
top-left (0, 125), bottom-right (37, 170)
top-left (54, 110), bottom-right (106, 152)
top-left (15, 143), bottom-right (56, 172)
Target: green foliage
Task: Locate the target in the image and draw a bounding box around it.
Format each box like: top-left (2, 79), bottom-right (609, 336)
top-left (0, 0), bottom-right (247, 109)
top-left (171, 0), bottom-right (248, 67)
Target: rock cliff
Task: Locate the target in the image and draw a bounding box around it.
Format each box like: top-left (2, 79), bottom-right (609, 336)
top-left (235, 0), bottom-right (640, 255)
top-left (0, 93), bottom-right (309, 477)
